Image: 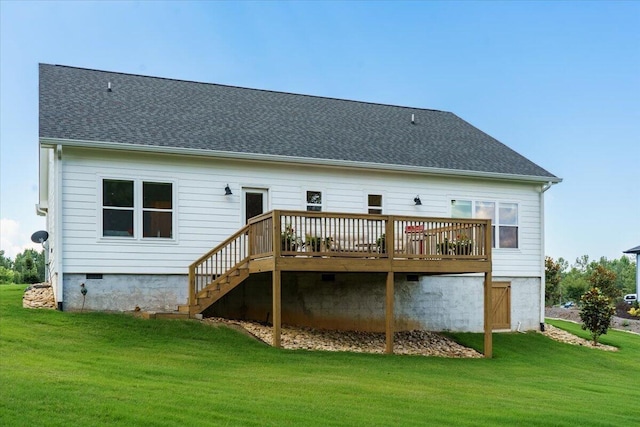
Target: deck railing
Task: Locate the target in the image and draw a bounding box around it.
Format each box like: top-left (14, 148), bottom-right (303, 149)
top-left (189, 210), bottom-right (491, 308)
top-left (247, 210), bottom-right (490, 260)
top-left (188, 225), bottom-right (250, 304)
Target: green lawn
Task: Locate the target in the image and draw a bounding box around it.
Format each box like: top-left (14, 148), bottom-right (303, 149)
top-left (1, 284), bottom-right (638, 426)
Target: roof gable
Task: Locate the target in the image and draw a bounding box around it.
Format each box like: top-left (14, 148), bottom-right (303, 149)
top-left (39, 64), bottom-right (558, 181)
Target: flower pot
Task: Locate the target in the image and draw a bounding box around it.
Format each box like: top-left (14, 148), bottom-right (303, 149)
top-left (454, 243), bottom-right (472, 255)
top-left (281, 238), bottom-right (297, 252)
top-left (437, 242), bottom-right (450, 255)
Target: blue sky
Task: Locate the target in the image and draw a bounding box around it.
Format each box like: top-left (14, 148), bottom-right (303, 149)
top-left (1, 1), bottom-right (638, 264)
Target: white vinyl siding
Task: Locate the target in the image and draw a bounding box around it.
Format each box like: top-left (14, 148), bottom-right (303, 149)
top-left (59, 147), bottom-right (543, 277)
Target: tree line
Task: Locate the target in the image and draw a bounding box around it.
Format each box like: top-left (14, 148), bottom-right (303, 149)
top-left (545, 254), bottom-right (637, 305)
top-left (0, 249), bottom-right (46, 284)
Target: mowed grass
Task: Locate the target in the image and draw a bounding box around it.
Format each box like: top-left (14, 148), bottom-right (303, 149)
top-left (1, 285), bottom-right (638, 426)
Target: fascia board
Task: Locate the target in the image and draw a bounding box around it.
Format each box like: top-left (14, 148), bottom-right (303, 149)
top-left (39, 137), bottom-right (562, 184)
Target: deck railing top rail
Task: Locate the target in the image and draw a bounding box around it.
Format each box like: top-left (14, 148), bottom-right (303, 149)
top-left (189, 210), bottom-right (492, 309)
top-left (247, 210), bottom-right (492, 260)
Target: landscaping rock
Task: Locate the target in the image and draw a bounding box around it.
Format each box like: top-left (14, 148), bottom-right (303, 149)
top-left (203, 317), bottom-right (483, 358)
top-left (540, 324), bottom-right (618, 351)
top-left (22, 283), bottom-right (56, 309)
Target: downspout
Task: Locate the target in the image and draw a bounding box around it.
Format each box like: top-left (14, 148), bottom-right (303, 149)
top-left (55, 144), bottom-right (64, 310)
top-left (36, 147), bottom-right (50, 281)
top-left (539, 181), bottom-right (555, 330)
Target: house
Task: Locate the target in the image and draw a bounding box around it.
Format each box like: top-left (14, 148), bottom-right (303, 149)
top-left (623, 245), bottom-right (640, 300)
top-left (37, 64), bottom-right (561, 356)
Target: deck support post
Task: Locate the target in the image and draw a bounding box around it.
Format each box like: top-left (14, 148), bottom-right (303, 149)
top-left (385, 271), bottom-right (394, 354)
top-left (188, 265), bottom-right (195, 317)
top-left (483, 271), bottom-right (493, 358)
top-left (272, 269), bottom-right (282, 348)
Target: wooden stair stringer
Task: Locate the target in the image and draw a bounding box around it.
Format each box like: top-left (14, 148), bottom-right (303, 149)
top-left (190, 264), bottom-right (250, 316)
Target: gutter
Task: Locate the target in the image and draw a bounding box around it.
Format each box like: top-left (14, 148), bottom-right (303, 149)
top-left (541, 181), bottom-right (555, 192)
top-left (35, 204), bottom-right (47, 216)
top-left (39, 137), bottom-right (563, 185)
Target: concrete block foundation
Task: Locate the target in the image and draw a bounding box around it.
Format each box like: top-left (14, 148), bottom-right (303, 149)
top-left (62, 274), bottom-right (188, 312)
top-left (61, 272), bottom-right (541, 332)
top-left (210, 273), bottom-right (542, 333)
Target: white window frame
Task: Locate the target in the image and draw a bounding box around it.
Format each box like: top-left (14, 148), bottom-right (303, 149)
top-left (241, 187), bottom-right (269, 225)
top-left (367, 193), bottom-right (383, 214)
top-left (101, 179), bottom-right (135, 239)
top-left (450, 199), bottom-right (519, 249)
top-left (99, 176), bottom-right (176, 243)
top-left (142, 181), bottom-right (174, 239)
top-left (305, 189), bottom-right (323, 212)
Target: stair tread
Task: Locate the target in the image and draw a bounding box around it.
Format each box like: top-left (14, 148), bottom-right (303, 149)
top-left (190, 261), bottom-right (252, 316)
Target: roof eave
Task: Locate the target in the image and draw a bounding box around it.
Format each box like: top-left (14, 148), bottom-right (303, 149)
top-left (39, 137), bottom-right (562, 184)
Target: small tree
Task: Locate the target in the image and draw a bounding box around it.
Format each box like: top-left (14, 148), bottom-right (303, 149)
top-left (22, 256), bottom-right (40, 284)
top-left (545, 256), bottom-right (563, 305)
top-left (0, 250), bottom-right (13, 269)
top-left (588, 265), bottom-right (619, 301)
top-left (579, 287), bottom-right (615, 346)
top-left (13, 249), bottom-right (45, 284)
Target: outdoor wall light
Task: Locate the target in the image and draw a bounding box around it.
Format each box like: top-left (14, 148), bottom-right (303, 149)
top-left (414, 196), bottom-right (422, 205)
top-left (224, 184), bottom-right (232, 196)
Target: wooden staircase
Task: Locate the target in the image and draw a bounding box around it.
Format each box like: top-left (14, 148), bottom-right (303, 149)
top-left (183, 263), bottom-right (250, 316)
top-left (184, 225), bottom-right (252, 317)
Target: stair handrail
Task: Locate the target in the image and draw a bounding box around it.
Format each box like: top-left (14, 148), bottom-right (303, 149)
top-left (188, 224), bottom-right (250, 307)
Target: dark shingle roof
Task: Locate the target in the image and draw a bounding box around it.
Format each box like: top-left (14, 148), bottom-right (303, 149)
top-left (624, 245), bottom-right (640, 254)
top-left (39, 64), bottom-right (558, 180)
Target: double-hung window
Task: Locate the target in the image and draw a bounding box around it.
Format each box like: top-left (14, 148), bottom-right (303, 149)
top-left (367, 194), bottom-right (383, 214)
top-left (102, 179), bottom-right (173, 239)
top-left (306, 190), bottom-right (322, 212)
top-left (103, 180), bottom-right (135, 237)
top-left (451, 199), bottom-right (518, 249)
top-left (497, 203), bottom-right (518, 248)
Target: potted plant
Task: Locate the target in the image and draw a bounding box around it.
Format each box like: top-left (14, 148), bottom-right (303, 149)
top-left (437, 238), bottom-right (451, 255)
top-left (281, 224), bottom-right (299, 252)
top-left (376, 233), bottom-right (386, 254)
top-left (453, 234), bottom-right (473, 255)
top-left (305, 235), bottom-right (332, 252)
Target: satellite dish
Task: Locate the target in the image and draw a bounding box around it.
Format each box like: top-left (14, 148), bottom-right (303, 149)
top-left (31, 230), bottom-right (49, 244)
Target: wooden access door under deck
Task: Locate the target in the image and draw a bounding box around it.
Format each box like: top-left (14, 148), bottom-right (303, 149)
top-left (492, 282), bottom-right (511, 330)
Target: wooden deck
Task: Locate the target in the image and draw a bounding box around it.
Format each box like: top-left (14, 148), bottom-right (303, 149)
top-left (187, 210), bottom-right (494, 357)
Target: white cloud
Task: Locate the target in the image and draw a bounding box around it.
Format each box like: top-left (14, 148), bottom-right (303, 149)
top-left (0, 218), bottom-right (42, 260)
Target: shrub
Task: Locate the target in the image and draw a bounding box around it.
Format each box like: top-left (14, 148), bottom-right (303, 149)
top-left (0, 266), bottom-right (15, 284)
top-left (579, 287), bottom-right (615, 346)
